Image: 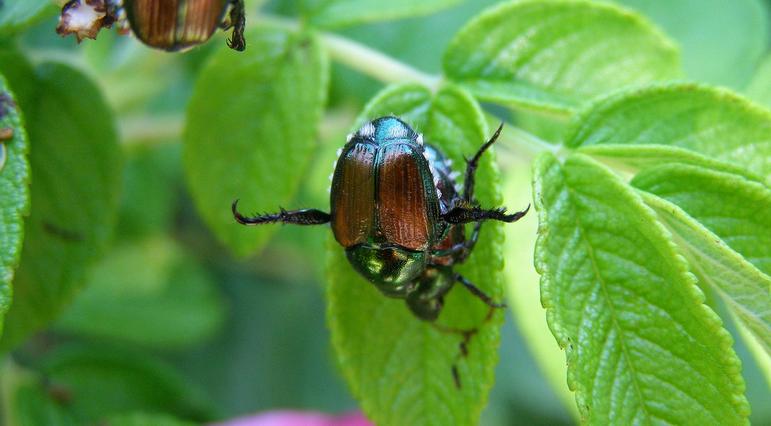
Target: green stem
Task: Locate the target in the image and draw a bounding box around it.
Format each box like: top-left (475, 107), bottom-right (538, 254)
top-left (121, 12), bottom-right (556, 160)
top-left (321, 32), bottom-right (440, 90)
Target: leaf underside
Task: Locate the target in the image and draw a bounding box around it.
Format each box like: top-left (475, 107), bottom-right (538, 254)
top-left (632, 164), bottom-right (771, 355)
top-left (183, 26), bottom-right (328, 256)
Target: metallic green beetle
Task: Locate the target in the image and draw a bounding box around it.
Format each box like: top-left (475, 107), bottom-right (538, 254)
top-left (233, 117), bottom-right (529, 322)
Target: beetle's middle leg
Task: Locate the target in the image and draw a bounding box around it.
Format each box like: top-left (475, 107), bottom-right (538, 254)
top-left (430, 222), bottom-right (482, 263)
top-left (232, 199), bottom-right (329, 225)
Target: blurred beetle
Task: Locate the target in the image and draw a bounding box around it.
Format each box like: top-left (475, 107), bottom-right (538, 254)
top-left (56, 0), bottom-right (246, 51)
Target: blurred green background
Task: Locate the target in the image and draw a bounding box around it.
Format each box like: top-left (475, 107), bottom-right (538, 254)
top-left (1, 0), bottom-right (770, 424)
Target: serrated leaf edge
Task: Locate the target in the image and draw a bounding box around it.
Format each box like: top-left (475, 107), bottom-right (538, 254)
top-left (532, 152), bottom-right (749, 422)
top-left (638, 190), bottom-right (771, 355)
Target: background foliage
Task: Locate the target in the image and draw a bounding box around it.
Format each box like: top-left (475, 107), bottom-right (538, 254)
top-left (0, 0), bottom-right (769, 425)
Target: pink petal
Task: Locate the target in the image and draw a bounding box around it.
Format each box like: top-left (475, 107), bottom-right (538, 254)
top-left (212, 410), bottom-right (372, 426)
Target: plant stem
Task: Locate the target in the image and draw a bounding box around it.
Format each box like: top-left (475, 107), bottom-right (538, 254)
top-left (500, 125), bottom-right (562, 159)
top-left (120, 12), bottom-right (555, 159)
top-left (120, 115), bottom-right (184, 146)
top-left (320, 32), bottom-right (441, 90)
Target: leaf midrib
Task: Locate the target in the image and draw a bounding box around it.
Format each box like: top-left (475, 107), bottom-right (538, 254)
top-left (563, 182), bottom-right (651, 424)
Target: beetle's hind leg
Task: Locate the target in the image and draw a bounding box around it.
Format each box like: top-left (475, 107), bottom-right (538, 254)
top-left (225, 0), bottom-right (246, 51)
top-left (456, 273), bottom-right (506, 309)
top-left (232, 199), bottom-right (330, 225)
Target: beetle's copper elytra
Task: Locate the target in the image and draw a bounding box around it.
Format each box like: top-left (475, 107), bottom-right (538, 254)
top-left (57, 0), bottom-right (246, 51)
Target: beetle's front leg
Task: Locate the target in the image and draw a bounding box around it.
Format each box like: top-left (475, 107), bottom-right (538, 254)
top-left (442, 204), bottom-right (529, 225)
top-left (225, 0), bottom-right (246, 51)
top-left (232, 200), bottom-right (329, 225)
top-left (463, 122), bottom-right (503, 202)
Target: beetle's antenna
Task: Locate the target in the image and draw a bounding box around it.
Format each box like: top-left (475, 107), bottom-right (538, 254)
top-left (232, 199), bottom-right (330, 225)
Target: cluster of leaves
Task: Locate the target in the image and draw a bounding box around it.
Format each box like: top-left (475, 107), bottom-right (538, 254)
top-left (185, 1), bottom-right (771, 425)
top-left (0, 0), bottom-right (770, 425)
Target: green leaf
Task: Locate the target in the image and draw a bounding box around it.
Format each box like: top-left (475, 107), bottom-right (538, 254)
top-left (564, 83), bottom-right (771, 183)
top-left (747, 54), bottom-right (771, 108)
top-left (501, 161), bottom-right (578, 419)
top-left (0, 75), bottom-right (30, 337)
top-left (533, 153), bottom-right (749, 424)
top-left (638, 190), bottom-right (771, 357)
top-left (183, 26), bottom-right (328, 256)
top-left (328, 83), bottom-right (506, 426)
top-left (57, 236), bottom-right (225, 349)
top-left (104, 412), bottom-right (195, 426)
top-left (0, 63), bottom-right (122, 351)
top-left (632, 164), bottom-right (771, 354)
top-left (118, 144), bottom-right (181, 238)
top-left (443, 0), bottom-right (681, 114)
top-left (307, 0), bottom-right (465, 28)
top-left (576, 144), bottom-right (765, 183)
top-left (0, 0), bottom-right (56, 36)
top-left (9, 383), bottom-right (77, 426)
top-left (40, 344), bottom-right (214, 422)
top-left (614, 0), bottom-right (769, 88)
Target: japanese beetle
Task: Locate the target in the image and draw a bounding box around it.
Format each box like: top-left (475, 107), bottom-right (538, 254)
top-left (233, 117), bottom-right (528, 323)
top-left (56, 0), bottom-right (246, 51)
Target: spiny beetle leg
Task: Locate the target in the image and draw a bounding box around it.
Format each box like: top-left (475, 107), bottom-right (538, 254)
top-left (232, 199), bottom-right (330, 225)
top-left (463, 122), bottom-right (503, 202)
top-left (226, 0), bottom-right (246, 51)
top-left (456, 273), bottom-right (506, 309)
top-left (442, 204), bottom-right (530, 225)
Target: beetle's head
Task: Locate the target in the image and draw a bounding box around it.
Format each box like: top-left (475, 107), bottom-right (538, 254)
top-left (345, 244), bottom-right (426, 296)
